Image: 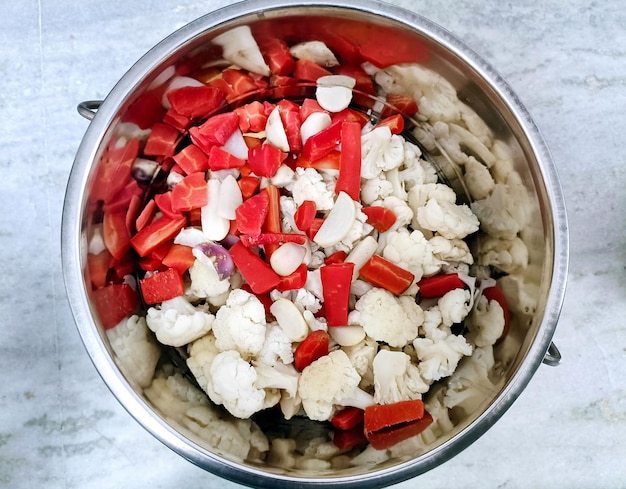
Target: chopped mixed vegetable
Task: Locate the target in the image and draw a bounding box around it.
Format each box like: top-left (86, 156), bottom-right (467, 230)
top-left (88, 20), bottom-right (534, 463)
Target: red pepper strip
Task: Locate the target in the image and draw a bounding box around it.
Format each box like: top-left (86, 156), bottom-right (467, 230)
top-left (126, 194), bottom-right (143, 232)
top-left (170, 172), bottom-right (208, 213)
top-left (482, 284), bottom-right (510, 340)
top-left (366, 411), bottom-right (433, 450)
top-left (374, 114), bottom-right (405, 135)
top-left (324, 250), bottom-right (348, 265)
top-left (320, 262), bottom-right (355, 326)
top-left (333, 424), bottom-right (368, 450)
top-left (161, 243), bottom-right (196, 275)
top-left (417, 273), bottom-right (465, 299)
top-left (301, 120), bottom-right (342, 162)
top-left (248, 143), bottom-right (288, 177)
top-left (154, 191), bottom-right (183, 219)
top-left (331, 108), bottom-right (370, 127)
top-left (103, 209), bottom-right (131, 260)
top-left (359, 255), bottom-right (414, 295)
top-left (362, 206), bottom-right (397, 232)
top-left (262, 185), bottom-right (282, 259)
top-left (295, 150), bottom-right (341, 171)
top-left (335, 121), bottom-right (362, 201)
top-left (91, 283), bottom-right (138, 330)
top-left (222, 69), bottom-right (258, 101)
top-left (293, 59), bottom-right (332, 81)
top-left (143, 122), bottom-right (181, 158)
top-left (228, 241), bottom-right (281, 294)
top-left (364, 399), bottom-right (425, 434)
top-left (130, 215), bottom-right (187, 257)
top-left (331, 407), bottom-right (365, 431)
top-left (235, 190), bottom-right (270, 235)
top-left (139, 267), bottom-right (184, 305)
top-left (240, 233), bottom-right (307, 247)
top-left (294, 200), bottom-right (317, 231)
top-left (166, 85), bottom-right (225, 119)
top-left (238, 176), bottom-right (261, 200)
top-left (173, 144), bottom-right (210, 174)
top-left (276, 263), bottom-right (308, 292)
top-left (294, 330), bottom-right (330, 371)
top-left (208, 145), bottom-right (246, 171)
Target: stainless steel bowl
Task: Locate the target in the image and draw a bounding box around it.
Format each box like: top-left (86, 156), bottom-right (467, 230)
top-left (62, 0), bottom-right (568, 487)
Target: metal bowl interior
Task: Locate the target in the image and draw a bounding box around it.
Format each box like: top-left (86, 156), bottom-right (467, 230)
top-left (61, 0), bottom-right (568, 487)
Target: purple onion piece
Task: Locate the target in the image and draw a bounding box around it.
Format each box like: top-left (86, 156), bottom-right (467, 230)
top-left (193, 242), bottom-right (235, 280)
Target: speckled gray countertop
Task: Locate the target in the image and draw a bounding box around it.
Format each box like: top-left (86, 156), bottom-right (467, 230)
top-left (1, 1), bottom-right (625, 488)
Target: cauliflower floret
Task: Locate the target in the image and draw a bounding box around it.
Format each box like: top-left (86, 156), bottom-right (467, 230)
top-left (343, 337), bottom-right (378, 390)
top-left (144, 371), bottom-right (210, 422)
top-left (436, 122), bottom-right (496, 167)
top-left (291, 168), bottom-right (335, 211)
top-left (207, 350), bottom-right (271, 418)
top-left (212, 288), bottom-right (267, 359)
top-left (419, 306), bottom-right (451, 342)
top-left (398, 140), bottom-right (439, 191)
top-left (187, 256), bottom-right (231, 301)
top-left (350, 287), bottom-right (423, 348)
top-left (464, 156), bottom-right (495, 200)
top-left (467, 294), bottom-right (505, 348)
top-left (146, 296), bottom-right (215, 347)
top-left (416, 198), bottom-right (479, 240)
top-left (413, 332), bottom-right (473, 383)
top-left (257, 323), bottom-right (295, 366)
top-left (407, 182), bottom-right (456, 213)
top-left (361, 126), bottom-right (405, 179)
top-left (106, 315), bottom-right (161, 388)
top-left (477, 235), bottom-right (529, 273)
top-left (186, 333), bottom-right (221, 393)
top-left (372, 349), bottom-right (430, 404)
top-left (279, 195), bottom-right (299, 233)
top-left (382, 228), bottom-right (443, 282)
top-left (361, 175), bottom-right (394, 205)
top-left (438, 288), bottom-right (472, 327)
top-left (254, 361), bottom-right (300, 401)
top-left (470, 182), bottom-right (531, 240)
top-left (429, 236), bottom-right (474, 267)
top-left (298, 350), bottom-right (374, 421)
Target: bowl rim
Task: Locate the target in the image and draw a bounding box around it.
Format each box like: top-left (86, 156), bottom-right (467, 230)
top-left (61, 0), bottom-right (569, 487)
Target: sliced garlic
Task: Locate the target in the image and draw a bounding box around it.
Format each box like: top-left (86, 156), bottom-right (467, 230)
top-left (270, 242), bottom-right (307, 276)
top-left (201, 179), bottom-right (230, 241)
top-left (300, 111), bottom-right (332, 144)
top-left (217, 174), bottom-right (243, 220)
top-left (212, 25), bottom-right (271, 76)
top-left (313, 191), bottom-right (356, 248)
top-left (329, 325), bottom-right (366, 347)
top-left (316, 75), bottom-right (356, 113)
top-left (265, 106), bottom-right (290, 152)
top-left (270, 298), bottom-right (309, 342)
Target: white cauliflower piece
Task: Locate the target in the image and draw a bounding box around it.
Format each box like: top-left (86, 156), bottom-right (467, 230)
top-left (291, 168), bottom-right (335, 211)
top-left (106, 315), bottom-right (161, 388)
top-left (438, 288), bottom-right (472, 327)
top-left (279, 195), bottom-right (299, 233)
top-left (416, 198), bottom-right (479, 240)
top-left (372, 349), bottom-right (430, 404)
top-left (397, 140), bottom-right (439, 191)
top-left (343, 337), bottom-right (378, 390)
top-left (429, 236), bottom-right (474, 266)
top-left (350, 287), bottom-right (423, 348)
top-left (467, 294), bottom-right (505, 348)
top-left (470, 182), bottom-right (531, 240)
top-left (298, 350), bottom-right (374, 421)
top-left (146, 296), bottom-right (215, 347)
top-left (419, 306), bottom-right (451, 342)
top-left (186, 333), bottom-right (220, 394)
top-left (361, 126), bottom-right (405, 179)
top-left (212, 288), bottom-right (267, 359)
top-left (360, 175), bottom-right (394, 205)
top-left (254, 361), bottom-right (300, 401)
top-left (413, 332), bottom-right (473, 383)
top-left (408, 182), bottom-right (457, 210)
top-left (187, 257), bottom-right (231, 300)
top-left (477, 235), bottom-right (529, 273)
top-left (257, 323), bottom-right (295, 366)
top-left (464, 156), bottom-right (495, 200)
top-left (436, 122), bottom-right (496, 167)
top-left (207, 350), bottom-right (272, 418)
top-left (382, 228), bottom-right (443, 282)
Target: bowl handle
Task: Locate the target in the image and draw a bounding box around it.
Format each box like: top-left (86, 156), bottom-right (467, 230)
top-left (542, 342), bottom-right (562, 366)
top-left (77, 100), bottom-right (102, 121)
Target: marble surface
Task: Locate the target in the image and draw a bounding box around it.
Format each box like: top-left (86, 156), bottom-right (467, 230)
top-left (1, 1), bottom-right (625, 488)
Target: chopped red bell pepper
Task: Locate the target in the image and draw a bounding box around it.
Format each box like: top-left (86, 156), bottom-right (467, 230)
top-left (134, 199), bottom-right (156, 233)
top-left (364, 399), bottom-right (425, 434)
top-left (154, 191), bottom-right (183, 219)
top-left (301, 120), bottom-right (342, 162)
top-left (161, 243), bottom-right (196, 275)
top-left (235, 101), bottom-right (268, 133)
top-left (190, 112), bottom-right (240, 153)
top-left (91, 283), bottom-right (138, 330)
top-left (103, 209), bottom-right (131, 260)
top-left (293, 59), bottom-right (332, 81)
top-left (331, 407), bottom-right (365, 431)
top-left (320, 262), bottom-right (355, 327)
top-left (257, 37), bottom-right (295, 76)
top-left (170, 172), bottom-right (208, 213)
top-left (374, 113), bottom-right (405, 134)
top-left (143, 123), bottom-right (181, 158)
top-left (238, 176), bottom-right (261, 200)
top-left (359, 255), bottom-right (414, 295)
top-left (261, 185), bottom-right (282, 259)
top-left (139, 267), bottom-right (185, 305)
top-left (247, 143), bottom-right (288, 178)
top-left (103, 178), bottom-right (143, 214)
top-left (324, 250), bottom-right (347, 265)
top-left (306, 218), bottom-right (325, 240)
top-left (276, 263), bottom-right (308, 292)
top-left (239, 233), bottom-right (307, 247)
top-left (335, 121), bottom-right (362, 201)
top-left (300, 98), bottom-right (325, 121)
top-left (208, 145), bottom-right (246, 171)
top-left (366, 411), bottom-right (433, 450)
top-left (278, 99), bottom-right (302, 154)
top-left (295, 150), bottom-right (341, 171)
top-left (228, 240), bottom-right (281, 294)
top-left (294, 200), bottom-right (317, 231)
top-left (173, 144), bottom-right (210, 174)
top-left (166, 85), bottom-right (225, 119)
top-left (294, 330), bottom-right (330, 371)
top-left (382, 94), bottom-right (418, 117)
top-left (121, 91), bottom-right (166, 130)
top-left (162, 109), bottom-right (191, 132)
top-left (222, 69), bottom-right (258, 101)
top-left (417, 273), bottom-right (465, 298)
top-left (130, 215), bottom-right (187, 257)
top-left (235, 190), bottom-right (270, 236)
top-left (331, 108), bottom-right (370, 127)
top-left (362, 206), bottom-right (397, 232)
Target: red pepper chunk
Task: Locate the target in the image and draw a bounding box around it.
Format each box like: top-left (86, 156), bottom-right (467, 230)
top-left (235, 190), bottom-right (270, 235)
top-left (166, 85), bottom-right (225, 119)
top-left (208, 146), bottom-right (246, 171)
top-left (161, 243), bottom-right (196, 275)
top-left (248, 143), bottom-right (288, 177)
top-left (362, 206), bottom-right (397, 232)
top-left (103, 209), bottom-right (131, 260)
top-left (143, 123), bottom-right (181, 158)
top-left (417, 273), bottom-right (465, 298)
top-left (333, 424), bottom-right (368, 450)
top-left (228, 240), bottom-right (281, 294)
top-left (301, 120), bottom-right (342, 162)
top-left (294, 330), bottom-right (330, 371)
top-left (139, 267), bottom-right (184, 305)
top-left (91, 283), bottom-right (138, 330)
top-left (320, 262), bottom-right (355, 326)
top-left (276, 263), bottom-right (308, 292)
top-left (294, 200), bottom-right (317, 231)
top-left (130, 215), bottom-right (187, 257)
top-left (173, 145), bottom-right (209, 174)
top-left (335, 121), bottom-right (362, 201)
top-left (170, 172), bottom-right (208, 213)
top-left (331, 407), bottom-right (365, 431)
top-left (261, 185), bottom-right (282, 259)
top-left (374, 114), bottom-right (405, 135)
top-left (359, 255), bottom-right (414, 295)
